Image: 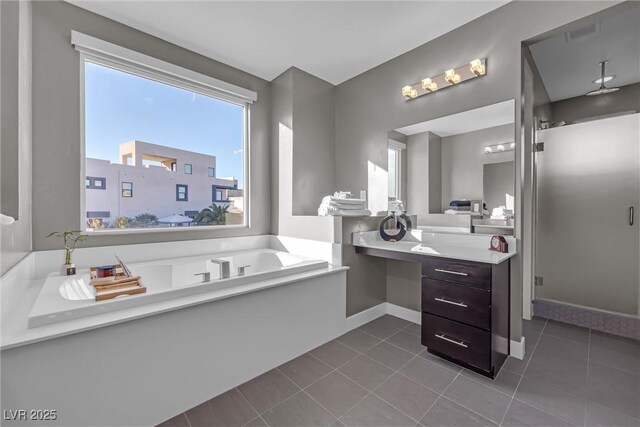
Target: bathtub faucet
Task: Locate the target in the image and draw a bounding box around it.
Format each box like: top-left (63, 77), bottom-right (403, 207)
top-left (210, 259), bottom-right (230, 279)
top-left (194, 272), bottom-right (211, 282)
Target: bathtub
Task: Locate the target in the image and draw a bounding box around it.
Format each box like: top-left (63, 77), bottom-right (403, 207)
top-left (28, 249), bottom-right (328, 328)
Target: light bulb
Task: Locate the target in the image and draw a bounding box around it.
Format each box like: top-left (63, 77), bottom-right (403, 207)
top-left (470, 59), bottom-right (486, 76)
top-left (510, 142), bottom-right (515, 149)
top-left (445, 69), bottom-right (461, 85)
top-left (497, 144), bottom-right (505, 152)
top-left (402, 86), bottom-right (413, 98)
top-left (421, 78), bottom-right (438, 92)
top-left (484, 147), bottom-right (493, 154)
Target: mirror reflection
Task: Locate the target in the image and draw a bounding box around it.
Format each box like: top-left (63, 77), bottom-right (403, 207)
top-left (389, 99), bottom-right (515, 235)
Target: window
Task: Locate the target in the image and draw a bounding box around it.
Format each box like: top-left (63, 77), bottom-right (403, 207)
top-left (86, 176), bottom-right (106, 190)
top-left (388, 140), bottom-right (406, 200)
top-left (176, 184), bottom-right (188, 201)
top-left (122, 182), bottom-right (133, 197)
top-left (76, 31), bottom-right (255, 231)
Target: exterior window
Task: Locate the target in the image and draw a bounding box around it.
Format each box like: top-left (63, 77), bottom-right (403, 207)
top-left (213, 186), bottom-right (229, 202)
top-left (176, 184), bottom-right (188, 201)
top-left (82, 56), bottom-right (249, 231)
top-left (86, 176), bottom-right (107, 190)
top-left (122, 182), bottom-right (133, 197)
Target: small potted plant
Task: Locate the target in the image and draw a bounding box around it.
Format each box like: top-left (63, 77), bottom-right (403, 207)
top-left (46, 230), bottom-right (88, 275)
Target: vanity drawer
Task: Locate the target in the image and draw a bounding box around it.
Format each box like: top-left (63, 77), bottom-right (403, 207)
top-left (422, 278), bottom-right (490, 329)
top-left (422, 313), bottom-right (490, 372)
top-left (422, 257), bottom-right (491, 289)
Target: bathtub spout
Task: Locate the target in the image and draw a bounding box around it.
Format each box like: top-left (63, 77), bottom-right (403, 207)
top-left (210, 259), bottom-right (230, 279)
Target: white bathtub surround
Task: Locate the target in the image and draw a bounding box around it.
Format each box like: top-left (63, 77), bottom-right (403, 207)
top-left (346, 302), bottom-right (526, 359)
top-left (352, 229), bottom-right (516, 264)
top-left (1, 235), bottom-right (344, 349)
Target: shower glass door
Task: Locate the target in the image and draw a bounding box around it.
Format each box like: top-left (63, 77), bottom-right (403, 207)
top-left (535, 114), bottom-right (640, 315)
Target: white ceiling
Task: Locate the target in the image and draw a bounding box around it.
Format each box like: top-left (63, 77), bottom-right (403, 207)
top-left (529, 5), bottom-right (640, 102)
top-left (66, 1), bottom-right (507, 85)
top-left (395, 99), bottom-right (514, 137)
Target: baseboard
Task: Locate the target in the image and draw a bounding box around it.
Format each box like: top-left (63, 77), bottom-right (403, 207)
top-left (346, 303), bottom-right (386, 331)
top-left (386, 303), bottom-right (422, 324)
top-left (348, 303), bottom-right (526, 359)
top-left (510, 336), bottom-right (525, 360)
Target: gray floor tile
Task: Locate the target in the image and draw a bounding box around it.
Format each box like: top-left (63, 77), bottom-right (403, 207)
top-left (543, 319), bottom-right (590, 344)
top-left (586, 401), bottom-right (640, 427)
top-left (330, 420), bottom-right (346, 427)
top-left (341, 394), bottom-right (415, 427)
top-left (244, 416), bottom-right (268, 427)
top-left (502, 355), bottom-right (529, 375)
top-left (278, 353), bottom-right (332, 388)
top-left (420, 397), bottom-right (497, 427)
top-left (157, 413), bottom-right (190, 427)
top-left (523, 319), bottom-right (545, 343)
top-left (418, 350), bottom-right (463, 374)
top-left (585, 377), bottom-right (640, 418)
top-left (337, 329), bottom-right (382, 353)
top-left (261, 392), bottom-right (336, 427)
top-left (589, 332), bottom-right (640, 375)
top-left (373, 373), bottom-right (439, 421)
top-left (338, 355), bottom-right (394, 390)
top-left (185, 388), bottom-right (258, 427)
top-left (237, 369), bottom-right (300, 414)
top-left (403, 322), bottom-right (421, 336)
top-left (531, 334), bottom-right (588, 370)
top-left (501, 400), bottom-right (574, 427)
top-left (376, 314), bottom-right (412, 330)
top-left (443, 375), bottom-right (511, 424)
top-left (461, 368), bottom-right (521, 397)
top-left (514, 377), bottom-right (586, 426)
top-left (398, 356), bottom-right (458, 393)
top-left (523, 358), bottom-right (588, 397)
top-left (387, 330), bottom-right (427, 354)
top-left (365, 341), bottom-right (414, 370)
top-left (305, 371), bottom-right (369, 418)
top-left (358, 320), bottom-right (400, 340)
top-left (588, 360), bottom-right (640, 390)
top-left (311, 340), bottom-right (360, 368)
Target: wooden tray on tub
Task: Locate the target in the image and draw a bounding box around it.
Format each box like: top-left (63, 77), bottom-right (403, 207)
top-left (89, 264), bottom-right (147, 302)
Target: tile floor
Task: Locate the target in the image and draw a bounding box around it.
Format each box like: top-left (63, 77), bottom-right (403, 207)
top-left (158, 315), bottom-right (640, 427)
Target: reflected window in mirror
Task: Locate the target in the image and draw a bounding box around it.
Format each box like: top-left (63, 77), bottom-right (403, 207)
top-left (388, 140), bottom-right (406, 200)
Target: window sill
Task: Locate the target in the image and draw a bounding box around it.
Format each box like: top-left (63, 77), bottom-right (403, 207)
top-left (84, 223), bottom-right (248, 236)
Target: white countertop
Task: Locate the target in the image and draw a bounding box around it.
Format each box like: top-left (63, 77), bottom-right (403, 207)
top-left (352, 230), bottom-right (516, 264)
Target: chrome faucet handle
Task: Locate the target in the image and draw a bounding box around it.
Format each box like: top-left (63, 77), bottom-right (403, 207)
top-left (237, 265), bottom-right (251, 276)
top-left (194, 272), bottom-right (211, 282)
top-left (210, 259), bottom-right (231, 279)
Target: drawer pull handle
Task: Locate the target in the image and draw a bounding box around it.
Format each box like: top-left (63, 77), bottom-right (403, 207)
top-left (435, 268), bottom-right (468, 276)
top-left (435, 333), bottom-right (468, 348)
top-left (434, 297), bottom-right (467, 308)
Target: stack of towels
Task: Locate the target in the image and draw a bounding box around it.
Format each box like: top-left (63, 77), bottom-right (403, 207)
top-left (491, 206), bottom-right (514, 220)
top-left (444, 200), bottom-right (489, 215)
top-left (318, 192), bottom-right (371, 217)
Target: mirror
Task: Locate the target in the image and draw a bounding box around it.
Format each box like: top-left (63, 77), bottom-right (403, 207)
top-left (390, 99), bottom-right (515, 234)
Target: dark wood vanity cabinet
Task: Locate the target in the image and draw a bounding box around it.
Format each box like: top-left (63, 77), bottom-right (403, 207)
top-left (421, 257), bottom-right (510, 378)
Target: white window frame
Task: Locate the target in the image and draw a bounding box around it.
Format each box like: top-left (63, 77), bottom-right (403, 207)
top-left (388, 139), bottom-right (406, 200)
top-left (74, 31), bottom-right (254, 234)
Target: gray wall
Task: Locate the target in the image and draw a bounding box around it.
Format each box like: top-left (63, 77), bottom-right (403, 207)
top-left (551, 82), bottom-right (640, 125)
top-left (1, 1), bottom-right (32, 275)
top-left (335, 0), bottom-right (619, 339)
top-left (30, 1), bottom-right (271, 251)
top-left (441, 124), bottom-right (514, 209)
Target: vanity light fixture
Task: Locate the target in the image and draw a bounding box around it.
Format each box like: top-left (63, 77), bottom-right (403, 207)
top-left (470, 59), bottom-right (486, 76)
top-left (402, 85), bottom-right (417, 99)
top-left (485, 142), bottom-right (515, 154)
top-left (421, 78), bottom-right (438, 92)
top-left (402, 58), bottom-right (486, 100)
top-left (445, 69), bottom-right (461, 85)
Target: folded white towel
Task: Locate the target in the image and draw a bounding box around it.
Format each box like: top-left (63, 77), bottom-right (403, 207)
top-left (321, 195), bottom-right (366, 205)
top-left (327, 201), bottom-right (365, 210)
top-left (318, 205), bottom-right (371, 217)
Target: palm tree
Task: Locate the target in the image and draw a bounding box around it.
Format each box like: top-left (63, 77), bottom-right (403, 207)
top-left (133, 213), bottom-right (159, 228)
top-left (195, 204), bottom-right (229, 225)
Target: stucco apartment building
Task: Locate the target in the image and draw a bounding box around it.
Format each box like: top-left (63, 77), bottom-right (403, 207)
top-left (86, 140), bottom-right (242, 227)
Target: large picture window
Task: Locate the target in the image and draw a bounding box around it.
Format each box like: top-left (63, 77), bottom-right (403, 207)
top-left (79, 37), bottom-right (252, 231)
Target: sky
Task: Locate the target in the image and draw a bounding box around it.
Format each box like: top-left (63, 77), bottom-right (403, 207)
top-left (84, 62), bottom-right (245, 188)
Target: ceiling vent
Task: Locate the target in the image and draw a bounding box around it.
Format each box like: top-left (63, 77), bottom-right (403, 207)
top-left (564, 21), bottom-right (600, 42)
